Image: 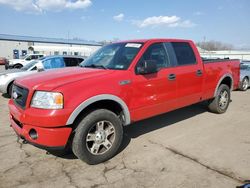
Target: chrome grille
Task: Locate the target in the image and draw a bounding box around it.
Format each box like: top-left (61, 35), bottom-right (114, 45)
top-left (12, 84), bottom-right (29, 109)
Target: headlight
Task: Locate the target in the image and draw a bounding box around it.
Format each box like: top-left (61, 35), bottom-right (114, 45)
top-left (31, 91), bottom-right (63, 109)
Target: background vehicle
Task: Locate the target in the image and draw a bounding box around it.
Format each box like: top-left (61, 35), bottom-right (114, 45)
top-left (239, 61), bottom-right (250, 91)
top-left (6, 54), bottom-right (45, 69)
top-left (8, 39), bottom-right (240, 165)
top-left (0, 55), bottom-right (84, 96)
top-left (0, 57), bottom-right (7, 65)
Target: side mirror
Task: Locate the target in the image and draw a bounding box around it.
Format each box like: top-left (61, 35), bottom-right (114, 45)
top-left (36, 62), bottom-right (44, 72)
top-left (137, 60), bottom-right (158, 75)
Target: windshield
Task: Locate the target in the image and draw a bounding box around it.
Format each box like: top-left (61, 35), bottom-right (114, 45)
top-left (80, 42), bottom-right (143, 70)
top-left (20, 55), bottom-right (29, 60)
top-left (240, 64), bottom-right (250, 70)
top-left (21, 60), bottom-right (38, 71)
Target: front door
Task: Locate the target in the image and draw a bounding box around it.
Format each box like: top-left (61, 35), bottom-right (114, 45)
top-left (130, 43), bottom-right (177, 121)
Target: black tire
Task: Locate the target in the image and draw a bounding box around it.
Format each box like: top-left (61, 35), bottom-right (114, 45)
top-left (240, 77), bottom-right (249, 91)
top-left (13, 64), bottom-right (23, 69)
top-left (7, 82), bottom-right (13, 97)
top-left (72, 109), bottom-right (123, 165)
top-left (208, 84), bottom-right (230, 114)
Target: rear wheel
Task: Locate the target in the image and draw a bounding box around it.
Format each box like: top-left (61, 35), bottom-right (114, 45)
top-left (72, 109), bottom-right (123, 165)
top-left (208, 84), bottom-right (230, 114)
top-left (13, 64), bottom-right (23, 69)
top-left (240, 77), bottom-right (249, 91)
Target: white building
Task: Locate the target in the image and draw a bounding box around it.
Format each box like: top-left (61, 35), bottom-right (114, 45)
top-left (198, 47), bottom-right (250, 61)
top-left (0, 34), bottom-right (102, 59)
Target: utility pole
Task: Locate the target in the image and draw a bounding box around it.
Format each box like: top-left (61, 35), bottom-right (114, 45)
top-left (67, 31), bottom-right (70, 55)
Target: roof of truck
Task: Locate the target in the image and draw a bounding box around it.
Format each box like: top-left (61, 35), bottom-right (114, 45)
top-left (111, 38), bottom-right (193, 45)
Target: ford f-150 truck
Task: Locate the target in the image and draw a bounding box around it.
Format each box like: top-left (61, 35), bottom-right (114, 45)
top-left (8, 39), bottom-right (240, 164)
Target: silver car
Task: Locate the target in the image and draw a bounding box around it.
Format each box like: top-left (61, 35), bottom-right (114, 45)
top-left (0, 55), bottom-right (84, 96)
top-left (239, 61), bottom-right (250, 91)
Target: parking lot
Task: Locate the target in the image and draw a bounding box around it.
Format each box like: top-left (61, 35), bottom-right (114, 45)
top-left (0, 64), bottom-right (249, 188)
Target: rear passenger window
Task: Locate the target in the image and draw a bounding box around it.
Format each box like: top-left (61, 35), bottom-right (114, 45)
top-left (77, 58), bottom-right (84, 64)
top-left (64, 57), bottom-right (80, 67)
top-left (31, 55), bottom-right (36, 60)
top-left (171, 42), bottom-right (196, 66)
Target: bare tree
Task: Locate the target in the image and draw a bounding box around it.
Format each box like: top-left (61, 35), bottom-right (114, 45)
top-left (196, 40), bottom-right (234, 51)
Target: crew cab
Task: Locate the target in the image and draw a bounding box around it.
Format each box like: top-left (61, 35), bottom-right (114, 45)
top-left (6, 54), bottom-right (45, 69)
top-left (8, 39), bottom-right (240, 164)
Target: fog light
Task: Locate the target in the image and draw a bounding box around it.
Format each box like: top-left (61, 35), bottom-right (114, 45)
top-left (29, 129), bottom-right (38, 140)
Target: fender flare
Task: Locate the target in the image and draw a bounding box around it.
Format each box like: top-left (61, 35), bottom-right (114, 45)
top-left (66, 94), bottom-right (131, 126)
top-left (214, 74), bottom-right (233, 97)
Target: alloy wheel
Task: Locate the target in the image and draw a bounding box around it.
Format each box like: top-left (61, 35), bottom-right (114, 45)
top-left (86, 120), bottom-right (115, 155)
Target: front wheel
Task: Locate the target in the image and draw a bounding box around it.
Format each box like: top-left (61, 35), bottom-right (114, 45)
top-left (208, 84), bottom-right (230, 114)
top-left (240, 77), bottom-right (249, 91)
top-left (72, 109), bottom-right (123, 165)
top-left (7, 82), bottom-right (13, 97)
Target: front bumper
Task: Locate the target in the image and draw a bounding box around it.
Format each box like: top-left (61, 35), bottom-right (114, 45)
top-left (9, 100), bottom-right (72, 148)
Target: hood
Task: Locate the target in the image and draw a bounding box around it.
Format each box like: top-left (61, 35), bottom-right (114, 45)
top-left (0, 68), bottom-right (23, 76)
top-left (16, 67), bottom-right (115, 91)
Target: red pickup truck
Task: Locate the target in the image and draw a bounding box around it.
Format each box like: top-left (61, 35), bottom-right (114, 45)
top-left (9, 39), bottom-right (240, 164)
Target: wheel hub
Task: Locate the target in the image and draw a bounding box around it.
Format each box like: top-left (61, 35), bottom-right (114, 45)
top-left (86, 120), bottom-right (116, 155)
top-left (243, 79), bottom-right (248, 90)
top-left (95, 131), bottom-right (106, 144)
top-left (219, 90), bottom-right (228, 108)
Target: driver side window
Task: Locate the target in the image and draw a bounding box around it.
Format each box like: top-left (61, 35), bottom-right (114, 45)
top-left (137, 43), bottom-right (170, 72)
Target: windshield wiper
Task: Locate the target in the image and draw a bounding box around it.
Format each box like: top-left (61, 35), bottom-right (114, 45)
top-left (83, 64), bottom-right (108, 69)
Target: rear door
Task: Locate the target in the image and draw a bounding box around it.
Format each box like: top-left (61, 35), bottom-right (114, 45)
top-left (170, 42), bottom-right (204, 107)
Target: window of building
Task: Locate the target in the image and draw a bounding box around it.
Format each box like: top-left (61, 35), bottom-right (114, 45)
top-left (22, 50), bottom-right (27, 56)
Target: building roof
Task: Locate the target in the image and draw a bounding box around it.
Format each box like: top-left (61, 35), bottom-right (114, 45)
top-left (0, 34), bottom-right (101, 46)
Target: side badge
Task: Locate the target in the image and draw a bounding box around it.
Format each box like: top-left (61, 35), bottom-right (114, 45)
top-left (119, 80), bottom-right (131, 86)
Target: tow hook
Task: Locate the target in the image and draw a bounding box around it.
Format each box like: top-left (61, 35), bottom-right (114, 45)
top-left (16, 136), bottom-right (28, 147)
top-left (46, 151), bottom-right (51, 155)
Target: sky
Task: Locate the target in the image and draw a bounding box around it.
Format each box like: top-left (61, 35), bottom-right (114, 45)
top-left (0, 0), bottom-right (249, 49)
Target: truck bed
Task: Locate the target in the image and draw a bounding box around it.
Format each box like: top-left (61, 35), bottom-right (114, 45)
top-left (202, 57), bottom-right (239, 64)
top-left (202, 58), bottom-right (240, 100)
